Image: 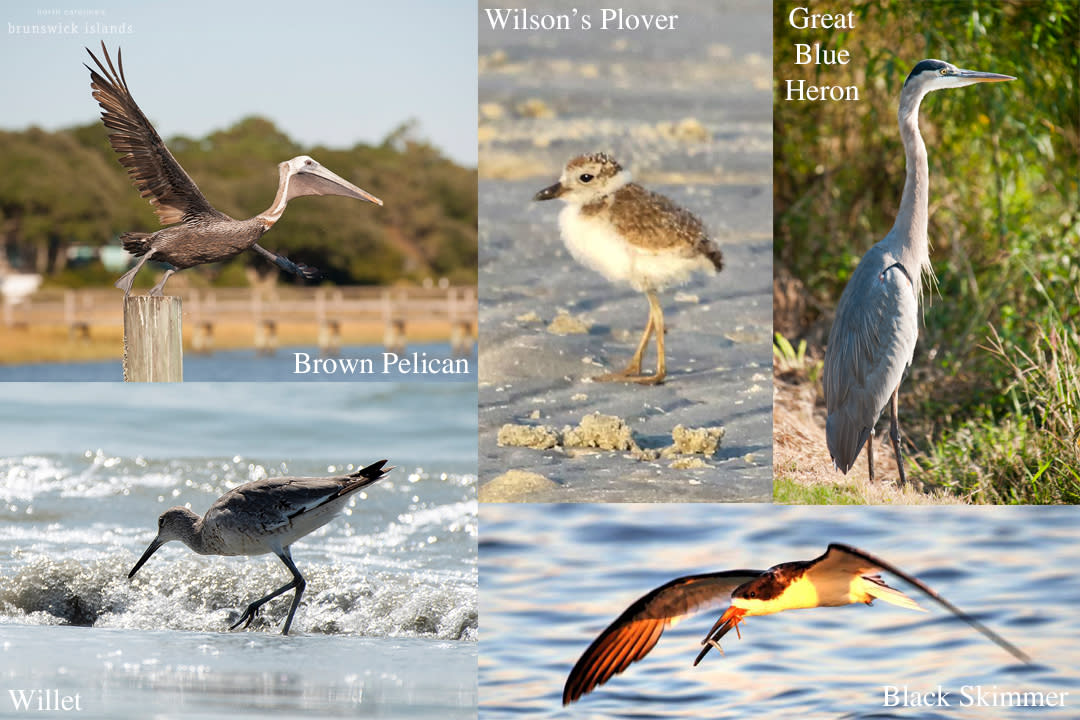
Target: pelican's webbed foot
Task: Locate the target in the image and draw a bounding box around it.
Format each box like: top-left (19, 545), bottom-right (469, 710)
top-left (274, 255), bottom-right (321, 281)
top-left (252, 243), bottom-right (321, 281)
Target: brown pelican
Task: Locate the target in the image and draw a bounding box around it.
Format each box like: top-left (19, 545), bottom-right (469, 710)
top-left (85, 43), bottom-right (383, 297)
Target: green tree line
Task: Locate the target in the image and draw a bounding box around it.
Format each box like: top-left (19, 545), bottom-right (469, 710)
top-left (0, 116), bottom-right (477, 288)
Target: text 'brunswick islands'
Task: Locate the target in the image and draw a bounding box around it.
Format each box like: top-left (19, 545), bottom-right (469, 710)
top-left (293, 352), bottom-right (470, 376)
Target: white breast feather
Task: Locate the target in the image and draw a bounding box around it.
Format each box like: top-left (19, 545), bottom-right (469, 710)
top-left (557, 205), bottom-right (716, 292)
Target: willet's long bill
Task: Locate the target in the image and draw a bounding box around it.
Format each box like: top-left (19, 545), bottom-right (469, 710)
top-left (128, 459), bottom-right (391, 635)
top-left (563, 543), bottom-right (1030, 705)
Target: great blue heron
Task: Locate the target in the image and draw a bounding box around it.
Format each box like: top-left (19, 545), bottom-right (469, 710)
top-left (85, 43), bottom-right (383, 297)
top-left (823, 59), bottom-right (1014, 484)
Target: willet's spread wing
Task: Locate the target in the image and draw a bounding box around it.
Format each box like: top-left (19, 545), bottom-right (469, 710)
top-left (563, 570), bottom-right (763, 706)
top-left (820, 544), bottom-right (1031, 663)
top-left (85, 42), bottom-right (217, 225)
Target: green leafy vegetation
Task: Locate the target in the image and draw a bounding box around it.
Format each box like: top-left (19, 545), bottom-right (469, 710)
top-left (774, 1), bottom-right (1079, 502)
top-left (774, 478), bottom-right (865, 505)
top-left (0, 117), bottom-right (477, 287)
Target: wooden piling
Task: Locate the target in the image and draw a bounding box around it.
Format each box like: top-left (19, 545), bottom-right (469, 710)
top-left (122, 296), bottom-right (183, 382)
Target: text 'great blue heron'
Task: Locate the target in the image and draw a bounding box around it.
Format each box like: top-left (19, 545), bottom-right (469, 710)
top-left (823, 59), bottom-right (1014, 484)
top-left (85, 43), bottom-right (383, 297)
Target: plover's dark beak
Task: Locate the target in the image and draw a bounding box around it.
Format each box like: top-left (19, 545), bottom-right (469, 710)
top-left (533, 182), bottom-right (565, 201)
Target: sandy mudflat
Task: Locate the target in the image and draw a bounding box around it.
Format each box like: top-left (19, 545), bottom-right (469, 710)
top-left (478, 0), bottom-right (772, 501)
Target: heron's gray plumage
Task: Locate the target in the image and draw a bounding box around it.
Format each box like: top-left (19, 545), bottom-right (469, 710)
top-left (823, 59), bottom-right (1014, 482)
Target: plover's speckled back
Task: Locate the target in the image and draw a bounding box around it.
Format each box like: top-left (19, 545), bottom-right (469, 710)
top-left (535, 153), bottom-right (723, 384)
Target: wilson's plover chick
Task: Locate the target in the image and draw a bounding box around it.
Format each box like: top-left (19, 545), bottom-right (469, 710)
top-left (534, 153), bottom-right (723, 384)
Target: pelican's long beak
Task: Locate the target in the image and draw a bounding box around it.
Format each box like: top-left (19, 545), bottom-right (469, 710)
top-left (297, 164), bottom-right (383, 206)
top-left (953, 68), bottom-right (1016, 86)
top-left (128, 536), bottom-right (165, 579)
top-left (533, 181), bottom-right (565, 201)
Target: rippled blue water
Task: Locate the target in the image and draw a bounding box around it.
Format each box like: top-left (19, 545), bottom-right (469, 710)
top-left (480, 504), bottom-right (1078, 719)
top-left (0, 342), bottom-right (476, 382)
top-left (0, 383), bottom-right (477, 717)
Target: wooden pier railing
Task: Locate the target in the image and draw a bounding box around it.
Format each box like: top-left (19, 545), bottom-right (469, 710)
top-left (3, 285), bottom-right (477, 357)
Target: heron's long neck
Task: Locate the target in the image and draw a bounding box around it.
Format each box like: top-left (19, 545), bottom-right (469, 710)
top-left (892, 88), bottom-right (933, 302)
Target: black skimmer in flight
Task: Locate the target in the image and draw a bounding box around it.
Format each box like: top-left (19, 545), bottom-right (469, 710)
top-left (563, 543), bottom-right (1030, 705)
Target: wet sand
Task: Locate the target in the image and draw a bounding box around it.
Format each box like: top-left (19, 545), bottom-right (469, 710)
top-left (478, 0), bottom-right (772, 501)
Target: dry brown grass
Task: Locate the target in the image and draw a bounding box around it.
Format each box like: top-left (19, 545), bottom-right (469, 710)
top-left (0, 319), bottom-right (458, 365)
top-left (773, 370), bottom-right (968, 506)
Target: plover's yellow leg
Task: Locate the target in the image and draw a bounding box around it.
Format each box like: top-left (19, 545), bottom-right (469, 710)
top-left (596, 291), bottom-right (666, 385)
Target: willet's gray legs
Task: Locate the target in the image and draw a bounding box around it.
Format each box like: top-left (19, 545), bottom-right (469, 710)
top-left (889, 387), bottom-right (907, 485)
top-left (230, 546), bottom-right (307, 636)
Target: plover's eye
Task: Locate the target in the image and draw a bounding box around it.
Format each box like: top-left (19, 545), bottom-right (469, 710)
top-left (579, 173), bottom-right (594, 183)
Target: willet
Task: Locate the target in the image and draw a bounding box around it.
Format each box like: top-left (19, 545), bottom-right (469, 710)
top-left (129, 459), bottom-right (391, 635)
top-left (533, 152), bottom-right (723, 385)
top-left (563, 543), bottom-right (1030, 705)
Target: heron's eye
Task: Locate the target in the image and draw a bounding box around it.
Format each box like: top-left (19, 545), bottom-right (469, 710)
top-left (939, 68), bottom-right (947, 76)
top-left (579, 173), bottom-right (594, 183)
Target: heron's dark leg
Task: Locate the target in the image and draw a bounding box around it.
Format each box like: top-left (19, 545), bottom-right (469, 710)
top-left (889, 387), bottom-right (907, 485)
top-left (866, 429), bottom-right (875, 483)
top-left (230, 546), bottom-right (306, 635)
top-left (114, 251), bottom-right (155, 297)
top-left (252, 243), bottom-right (320, 281)
top-left (148, 266), bottom-right (177, 297)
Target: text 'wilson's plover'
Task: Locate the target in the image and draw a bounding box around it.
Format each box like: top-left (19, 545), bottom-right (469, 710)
top-left (534, 153), bottom-right (723, 384)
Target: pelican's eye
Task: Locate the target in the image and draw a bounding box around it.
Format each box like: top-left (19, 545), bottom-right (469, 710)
top-left (579, 173), bottom-right (594, 183)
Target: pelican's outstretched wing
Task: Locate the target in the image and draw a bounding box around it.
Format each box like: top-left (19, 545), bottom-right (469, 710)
top-left (823, 544), bottom-right (1030, 663)
top-left (85, 42), bottom-right (217, 225)
top-left (563, 570), bottom-right (763, 705)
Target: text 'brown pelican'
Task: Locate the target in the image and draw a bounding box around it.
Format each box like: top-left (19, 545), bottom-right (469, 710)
top-left (85, 43), bottom-right (383, 297)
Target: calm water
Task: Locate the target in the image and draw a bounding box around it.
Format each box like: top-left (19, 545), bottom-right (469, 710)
top-left (0, 342), bottom-right (476, 382)
top-left (0, 383), bottom-right (477, 718)
top-left (480, 504), bottom-right (1078, 719)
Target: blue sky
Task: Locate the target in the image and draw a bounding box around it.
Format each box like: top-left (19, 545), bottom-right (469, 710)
top-left (0, 0), bottom-right (477, 166)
